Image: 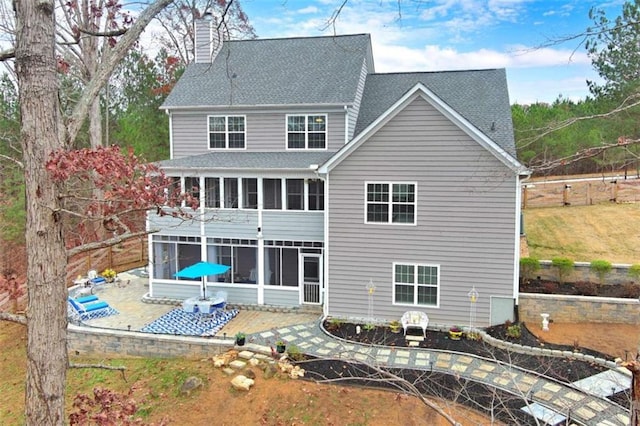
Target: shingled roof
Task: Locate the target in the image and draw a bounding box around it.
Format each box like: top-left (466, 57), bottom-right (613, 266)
top-left (162, 34), bottom-right (372, 108)
top-left (355, 70), bottom-right (516, 157)
top-left (157, 151), bottom-right (334, 171)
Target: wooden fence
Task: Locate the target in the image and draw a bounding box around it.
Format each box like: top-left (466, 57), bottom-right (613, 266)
top-left (0, 236), bottom-right (147, 312)
top-left (522, 176), bottom-right (640, 209)
top-left (66, 236), bottom-right (148, 283)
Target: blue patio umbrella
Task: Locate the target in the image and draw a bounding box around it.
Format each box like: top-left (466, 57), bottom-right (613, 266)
top-left (175, 261), bottom-right (230, 299)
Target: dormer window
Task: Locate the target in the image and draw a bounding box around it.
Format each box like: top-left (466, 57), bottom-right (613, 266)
top-left (209, 115), bottom-right (245, 149)
top-left (287, 114), bottom-right (326, 149)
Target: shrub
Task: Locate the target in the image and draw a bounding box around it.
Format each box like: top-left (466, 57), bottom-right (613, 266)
top-left (325, 318), bottom-right (343, 331)
top-left (629, 264), bottom-right (640, 283)
top-left (551, 257), bottom-right (574, 284)
top-left (590, 260), bottom-right (612, 284)
top-left (286, 344), bottom-right (305, 361)
top-left (519, 257), bottom-right (540, 283)
top-left (506, 324), bottom-right (522, 339)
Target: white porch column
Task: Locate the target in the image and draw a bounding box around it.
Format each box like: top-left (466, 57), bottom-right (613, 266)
top-left (257, 178), bottom-right (265, 304)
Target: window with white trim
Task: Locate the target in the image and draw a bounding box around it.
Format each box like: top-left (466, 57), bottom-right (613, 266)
top-left (224, 178), bottom-right (239, 208)
top-left (242, 178), bottom-right (258, 209)
top-left (204, 177), bottom-right (220, 208)
top-left (208, 115), bottom-right (245, 149)
top-left (286, 179), bottom-right (304, 210)
top-left (308, 179), bottom-right (324, 210)
top-left (393, 263), bottom-right (439, 306)
top-left (287, 114), bottom-right (326, 149)
top-left (366, 182), bottom-right (416, 224)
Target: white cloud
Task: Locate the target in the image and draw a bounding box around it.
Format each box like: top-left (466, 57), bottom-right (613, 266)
top-left (371, 41), bottom-right (591, 73)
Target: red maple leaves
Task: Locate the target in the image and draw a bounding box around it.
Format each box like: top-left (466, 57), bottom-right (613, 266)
top-left (46, 145), bottom-right (197, 219)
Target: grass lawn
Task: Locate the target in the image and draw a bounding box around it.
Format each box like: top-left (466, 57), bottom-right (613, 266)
top-left (523, 203), bottom-right (640, 264)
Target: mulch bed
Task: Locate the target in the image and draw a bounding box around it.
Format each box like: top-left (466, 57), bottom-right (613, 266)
top-left (296, 321), bottom-right (630, 424)
top-left (520, 279), bottom-right (640, 298)
top-left (322, 321), bottom-right (613, 383)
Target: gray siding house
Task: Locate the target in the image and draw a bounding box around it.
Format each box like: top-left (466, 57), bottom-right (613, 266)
top-left (148, 16), bottom-right (528, 327)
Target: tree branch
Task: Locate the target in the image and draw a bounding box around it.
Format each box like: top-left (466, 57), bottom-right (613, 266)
top-left (0, 153), bottom-right (23, 168)
top-left (66, 228), bottom-right (158, 258)
top-left (528, 138), bottom-right (640, 174)
top-left (0, 48), bottom-right (15, 61)
top-left (65, 0), bottom-right (176, 145)
top-left (76, 27), bottom-right (127, 38)
top-left (0, 312), bottom-right (27, 325)
top-left (69, 363), bottom-right (127, 381)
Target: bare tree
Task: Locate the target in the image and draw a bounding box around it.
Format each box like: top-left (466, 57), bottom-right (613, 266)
top-left (154, 0), bottom-right (255, 65)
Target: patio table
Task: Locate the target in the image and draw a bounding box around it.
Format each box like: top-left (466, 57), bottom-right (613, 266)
top-left (182, 296), bottom-right (224, 314)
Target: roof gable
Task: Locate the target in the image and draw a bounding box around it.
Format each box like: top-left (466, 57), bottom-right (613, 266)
top-left (162, 34), bottom-right (372, 109)
top-left (354, 70), bottom-right (517, 157)
top-left (320, 82), bottom-right (524, 174)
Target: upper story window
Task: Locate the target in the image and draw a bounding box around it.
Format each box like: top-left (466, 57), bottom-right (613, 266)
top-left (366, 182), bottom-right (416, 225)
top-left (308, 179), bottom-right (324, 211)
top-left (263, 179), bottom-right (282, 210)
top-left (204, 177), bottom-right (220, 208)
top-left (224, 178), bottom-right (239, 208)
top-left (242, 178), bottom-right (258, 209)
top-left (209, 115), bottom-right (245, 149)
top-left (287, 114), bottom-right (326, 149)
top-left (286, 179), bottom-right (304, 210)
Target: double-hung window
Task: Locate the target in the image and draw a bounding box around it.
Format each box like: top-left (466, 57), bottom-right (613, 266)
top-left (393, 263), bottom-right (439, 307)
top-left (208, 115), bottom-right (245, 149)
top-left (366, 182), bottom-right (416, 224)
top-left (287, 114), bottom-right (326, 149)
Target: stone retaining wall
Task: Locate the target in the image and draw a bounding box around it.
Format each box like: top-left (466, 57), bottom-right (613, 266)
top-left (534, 261), bottom-right (636, 285)
top-left (68, 324), bottom-right (234, 358)
top-left (518, 293), bottom-right (640, 325)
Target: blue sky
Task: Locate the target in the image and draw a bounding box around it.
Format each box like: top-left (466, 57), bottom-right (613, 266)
top-left (239, 0), bottom-right (627, 105)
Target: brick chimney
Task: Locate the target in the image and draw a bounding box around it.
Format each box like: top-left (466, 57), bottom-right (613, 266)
top-left (194, 12), bottom-right (222, 63)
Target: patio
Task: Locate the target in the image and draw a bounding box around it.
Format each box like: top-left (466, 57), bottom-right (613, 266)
top-left (71, 270), bottom-right (321, 338)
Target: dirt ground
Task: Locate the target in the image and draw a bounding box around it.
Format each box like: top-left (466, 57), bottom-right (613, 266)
top-left (528, 322), bottom-right (640, 361)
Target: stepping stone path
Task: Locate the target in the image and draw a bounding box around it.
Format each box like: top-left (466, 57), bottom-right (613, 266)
top-left (245, 321), bottom-right (631, 426)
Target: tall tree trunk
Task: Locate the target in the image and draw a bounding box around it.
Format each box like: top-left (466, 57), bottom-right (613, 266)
top-left (89, 97), bottom-right (102, 148)
top-left (15, 1), bottom-right (68, 424)
top-left (624, 360), bottom-right (640, 426)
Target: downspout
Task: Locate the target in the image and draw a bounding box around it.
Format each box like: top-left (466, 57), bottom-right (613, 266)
top-left (514, 170), bottom-right (532, 307)
top-left (318, 168), bottom-right (330, 319)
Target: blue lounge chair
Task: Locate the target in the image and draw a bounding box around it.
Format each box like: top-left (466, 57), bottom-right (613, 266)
top-left (68, 297), bottom-right (110, 314)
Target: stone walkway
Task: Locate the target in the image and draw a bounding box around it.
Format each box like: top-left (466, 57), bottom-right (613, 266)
top-left (246, 322), bottom-right (630, 426)
top-left (73, 271), bottom-right (631, 425)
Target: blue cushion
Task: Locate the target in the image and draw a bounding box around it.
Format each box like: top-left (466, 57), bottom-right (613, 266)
top-left (68, 297), bottom-right (83, 312)
top-left (90, 277), bottom-right (106, 285)
top-left (83, 301), bottom-right (109, 312)
top-left (68, 297), bottom-right (109, 313)
top-left (76, 295), bottom-right (98, 304)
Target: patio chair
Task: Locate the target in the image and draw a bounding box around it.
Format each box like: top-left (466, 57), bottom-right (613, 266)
top-left (401, 311), bottom-right (429, 337)
top-left (213, 291), bottom-right (228, 310)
